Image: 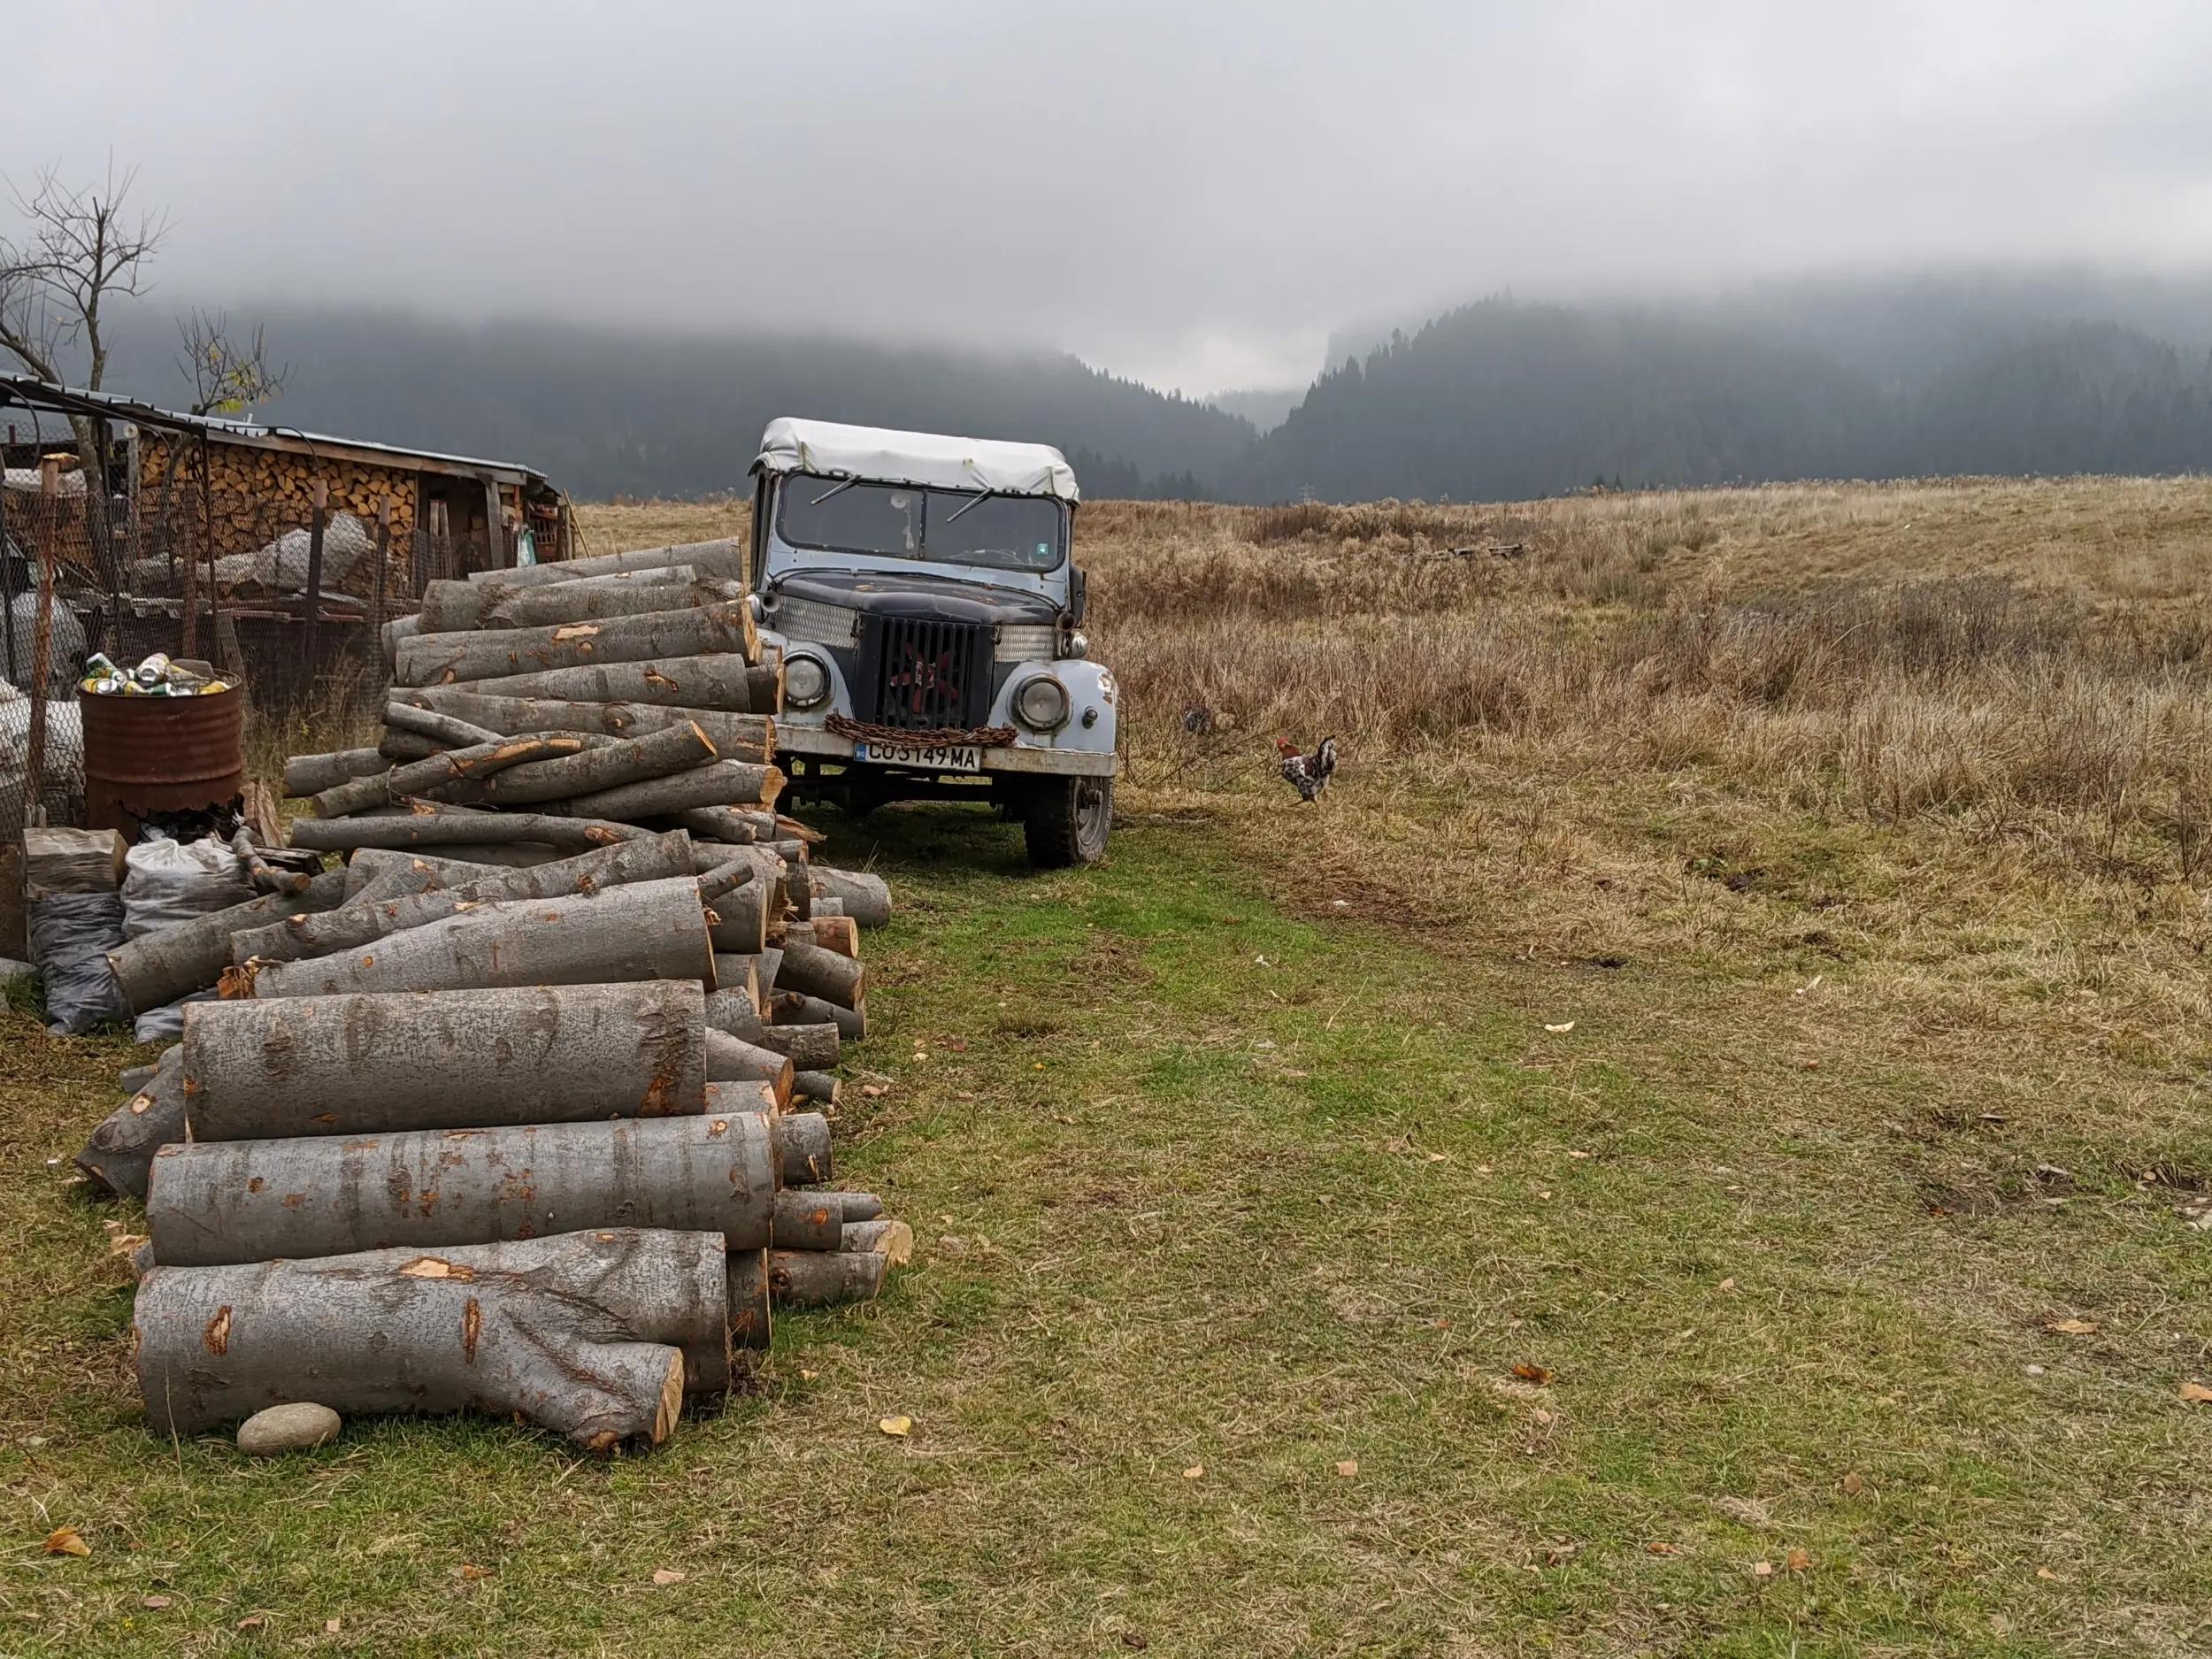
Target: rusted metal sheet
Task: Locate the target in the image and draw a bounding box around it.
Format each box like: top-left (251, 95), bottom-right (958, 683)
top-left (80, 682), bottom-right (245, 829)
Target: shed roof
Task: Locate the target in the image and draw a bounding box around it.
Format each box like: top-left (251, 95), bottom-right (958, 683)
top-left (0, 376), bottom-right (552, 490)
top-left (752, 417), bottom-right (1079, 503)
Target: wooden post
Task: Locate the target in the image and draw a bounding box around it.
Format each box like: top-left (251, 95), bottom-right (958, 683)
top-left (24, 459), bottom-right (58, 825)
top-left (481, 478), bottom-right (506, 574)
top-left (371, 495), bottom-right (394, 654)
top-left (303, 478), bottom-right (328, 676)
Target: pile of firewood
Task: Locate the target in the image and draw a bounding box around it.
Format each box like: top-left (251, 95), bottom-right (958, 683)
top-left (80, 538), bottom-right (910, 1452)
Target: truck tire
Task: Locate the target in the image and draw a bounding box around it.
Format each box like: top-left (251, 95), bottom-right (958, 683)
top-left (1025, 778), bottom-right (1112, 867)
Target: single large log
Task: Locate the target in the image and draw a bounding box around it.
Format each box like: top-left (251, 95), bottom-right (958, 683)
top-left (792, 1069), bottom-right (839, 1106)
top-left (340, 848), bottom-right (486, 898)
top-left (756, 1022), bottom-right (841, 1071)
top-left (457, 656), bottom-right (780, 714)
top-left (559, 761), bottom-right (784, 819)
top-left (707, 882), bottom-right (771, 955)
top-left (75, 1044), bottom-right (185, 1200)
top-left (234, 877), bottom-right (713, 1000)
top-left (464, 538), bottom-right (746, 588)
top-left (482, 577), bottom-right (744, 632)
top-left (229, 832), bottom-right (696, 966)
top-left (703, 1030), bottom-right (794, 1102)
top-left (703, 987), bottom-right (764, 1043)
top-left (843, 1218), bottom-right (915, 1267)
top-left (311, 735), bottom-right (585, 818)
top-left (775, 939), bottom-right (864, 1010)
top-left (770, 991), bottom-right (867, 1042)
top-left (382, 702), bottom-right (503, 749)
top-left (396, 603), bottom-right (758, 689)
top-left (672, 806), bottom-right (787, 846)
top-left (287, 804), bottom-right (647, 855)
top-left (135, 1229), bottom-right (725, 1448)
top-left (812, 867), bottom-right (892, 930)
top-left (474, 722), bottom-right (717, 808)
top-left (283, 748), bottom-right (385, 798)
top-left (184, 980), bottom-right (707, 1137)
top-left (106, 868), bottom-right (349, 1015)
top-left (768, 1248), bottom-right (887, 1309)
top-left (148, 1114), bottom-right (777, 1263)
top-left (771, 1190), bottom-right (845, 1251)
top-left (419, 566), bottom-right (695, 633)
top-left (390, 687), bottom-right (772, 764)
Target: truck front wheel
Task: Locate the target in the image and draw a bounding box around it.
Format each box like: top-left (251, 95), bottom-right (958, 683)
top-left (1024, 777), bottom-right (1112, 867)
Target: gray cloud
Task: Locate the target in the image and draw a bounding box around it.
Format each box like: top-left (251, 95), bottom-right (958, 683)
top-left (10, 0), bottom-right (2212, 393)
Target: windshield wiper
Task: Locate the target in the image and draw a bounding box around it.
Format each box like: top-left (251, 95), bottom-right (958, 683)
top-left (943, 488), bottom-right (997, 525)
top-left (808, 477), bottom-right (861, 507)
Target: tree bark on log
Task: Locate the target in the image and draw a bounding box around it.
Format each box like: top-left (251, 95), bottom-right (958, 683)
top-left (558, 760), bottom-right (784, 819)
top-left (836, 1193), bottom-right (883, 1223)
top-left (703, 1030), bottom-right (793, 1103)
top-left (703, 987), bottom-right (764, 1043)
top-left (135, 1229), bottom-right (726, 1448)
top-left (75, 1044), bottom-right (185, 1200)
top-left (383, 702), bottom-right (503, 749)
top-left (792, 1070), bottom-right (839, 1106)
top-left (147, 1114), bottom-right (778, 1264)
top-left (707, 883), bottom-right (770, 955)
top-left (770, 1190), bottom-right (845, 1251)
top-left (775, 940), bottom-right (864, 1010)
top-left (311, 736), bottom-right (586, 818)
top-left (287, 804), bottom-right (648, 855)
top-left (105, 867), bottom-right (349, 1015)
top-left (341, 847), bottom-right (486, 898)
top-left (234, 876), bottom-right (713, 1000)
top-left (283, 749), bottom-right (386, 798)
top-left (419, 566), bottom-right (695, 633)
top-left (481, 578), bottom-right (744, 632)
top-left (728, 1248), bottom-right (771, 1351)
top-left (842, 1219), bottom-right (914, 1267)
top-left (390, 687), bottom-right (772, 763)
top-left (768, 1248), bottom-right (887, 1309)
top-left (673, 807), bottom-right (788, 846)
top-left (380, 612), bottom-right (421, 667)
top-left (709, 955), bottom-right (759, 1014)
top-left (184, 980), bottom-right (708, 1137)
top-left (812, 867), bottom-right (892, 930)
top-left (755, 1022), bottom-right (841, 1071)
top-left (465, 538), bottom-right (747, 588)
top-left (768, 992), bottom-right (867, 1042)
top-left (396, 603), bottom-right (760, 689)
top-left (769, 1109), bottom-right (833, 1186)
top-left (229, 832), bottom-right (696, 966)
top-left (755, 948), bottom-right (783, 998)
top-left (474, 722), bottom-right (717, 808)
top-left (457, 656), bottom-right (780, 714)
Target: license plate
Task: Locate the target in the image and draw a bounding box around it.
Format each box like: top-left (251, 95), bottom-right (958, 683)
top-left (856, 741), bottom-right (982, 772)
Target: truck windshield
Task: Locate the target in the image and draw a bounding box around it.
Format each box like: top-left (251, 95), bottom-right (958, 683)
top-left (778, 473), bottom-right (1064, 573)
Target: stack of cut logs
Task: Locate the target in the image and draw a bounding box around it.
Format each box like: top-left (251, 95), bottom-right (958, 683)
top-left (81, 539), bottom-right (911, 1453)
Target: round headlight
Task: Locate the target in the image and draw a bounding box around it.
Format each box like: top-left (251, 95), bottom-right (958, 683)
top-left (1013, 673), bottom-right (1070, 731)
top-left (785, 654), bottom-right (830, 710)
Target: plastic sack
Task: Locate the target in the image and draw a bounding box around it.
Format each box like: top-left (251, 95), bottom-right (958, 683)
top-left (121, 836), bottom-right (254, 942)
top-left (27, 891), bottom-right (128, 1035)
top-left (132, 987), bottom-right (219, 1044)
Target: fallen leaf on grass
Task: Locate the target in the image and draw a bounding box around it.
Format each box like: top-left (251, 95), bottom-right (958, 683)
top-left (1544, 1022), bottom-right (1575, 1033)
top-left (1511, 1363), bottom-right (1554, 1386)
top-left (2035, 1565), bottom-right (2065, 1582)
top-left (142, 1595), bottom-right (172, 1610)
top-left (235, 1615), bottom-right (266, 1631)
top-left (42, 1526), bottom-right (89, 1557)
top-left (325, 1617), bottom-right (342, 1632)
top-left (2180, 1381), bottom-right (2212, 1405)
top-left (1717, 1277), bottom-right (1737, 1292)
top-left (799, 1369), bottom-right (818, 1381)
top-left (1181, 1464), bottom-right (1204, 1479)
top-left (651, 1569), bottom-right (686, 1586)
top-left (1644, 1542), bottom-right (1678, 1556)
top-left (2045, 1317), bottom-right (2099, 1336)
top-left (1840, 1471), bottom-right (1865, 1496)
top-left (1335, 1459), bottom-right (1359, 1478)
top-left (878, 1416), bottom-right (913, 1438)
top-left (860, 1084), bottom-right (888, 1099)
top-left (1785, 1547), bottom-right (1812, 1572)
top-left (455, 1563), bottom-right (493, 1581)
top-left (1751, 1561), bottom-right (1773, 1579)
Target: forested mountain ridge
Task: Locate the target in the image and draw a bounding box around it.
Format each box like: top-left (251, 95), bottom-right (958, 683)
top-left (72, 284), bottom-right (2212, 503)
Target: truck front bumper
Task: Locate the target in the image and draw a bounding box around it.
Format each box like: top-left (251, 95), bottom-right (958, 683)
top-left (776, 724), bottom-right (1119, 780)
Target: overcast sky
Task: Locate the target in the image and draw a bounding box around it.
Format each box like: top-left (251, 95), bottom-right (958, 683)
top-left (12, 1), bottom-right (2212, 395)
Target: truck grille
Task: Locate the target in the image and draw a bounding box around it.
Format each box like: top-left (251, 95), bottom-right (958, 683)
top-left (855, 616), bottom-right (994, 732)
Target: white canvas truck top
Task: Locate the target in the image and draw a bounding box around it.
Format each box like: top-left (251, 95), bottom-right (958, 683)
top-left (751, 418), bottom-right (1080, 503)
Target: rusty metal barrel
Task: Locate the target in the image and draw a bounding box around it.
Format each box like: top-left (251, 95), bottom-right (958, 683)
top-left (79, 682), bottom-right (246, 833)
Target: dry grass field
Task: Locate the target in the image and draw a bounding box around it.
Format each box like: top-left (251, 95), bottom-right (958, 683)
top-left (2, 478), bottom-right (2208, 1656)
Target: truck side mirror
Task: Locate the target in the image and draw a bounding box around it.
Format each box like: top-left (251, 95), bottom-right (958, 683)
top-left (1068, 565), bottom-right (1087, 625)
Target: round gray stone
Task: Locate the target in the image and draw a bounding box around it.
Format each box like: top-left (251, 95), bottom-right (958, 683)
top-left (235, 1402), bottom-right (342, 1455)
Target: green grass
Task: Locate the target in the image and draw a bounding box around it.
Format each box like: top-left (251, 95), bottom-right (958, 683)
top-left (4, 803), bottom-right (2211, 1655)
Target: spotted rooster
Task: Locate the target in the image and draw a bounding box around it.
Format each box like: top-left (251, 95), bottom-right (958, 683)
top-left (1273, 734), bottom-right (1338, 803)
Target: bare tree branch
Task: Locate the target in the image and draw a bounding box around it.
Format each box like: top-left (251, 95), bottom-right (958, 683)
top-left (0, 157), bottom-right (170, 391)
top-left (177, 308), bottom-right (287, 417)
